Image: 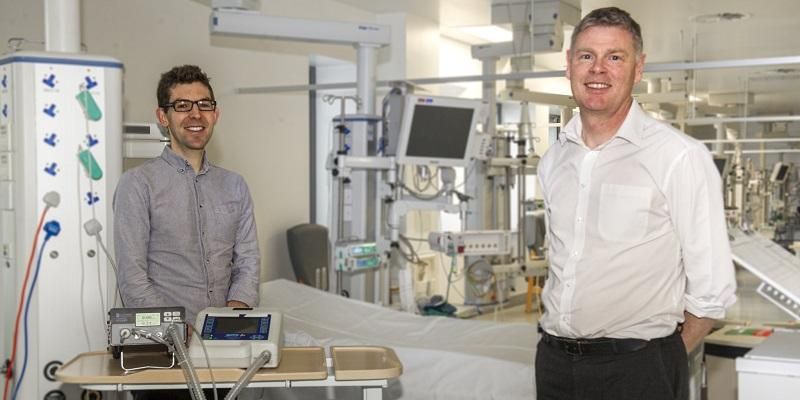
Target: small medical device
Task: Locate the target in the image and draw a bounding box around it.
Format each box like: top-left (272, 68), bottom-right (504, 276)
top-left (394, 95), bottom-right (489, 167)
top-left (123, 122), bottom-right (166, 140)
top-left (107, 306), bottom-right (188, 359)
top-left (429, 230), bottom-right (514, 256)
top-left (188, 307), bottom-right (283, 368)
top-left (770, 162), bottom-right (791, 183)
top-left (123, 122), bottom-right (168, 158)
top-left (334, 241), bottom-right (381, 271)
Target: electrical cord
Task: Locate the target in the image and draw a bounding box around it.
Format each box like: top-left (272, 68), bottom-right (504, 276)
top-left (399, 164), bottom-right (447, 201)
top-left (11, 221), bottom-right (61, 400)
top-left (444, 254), bottom-right (457, 304)
top-left (399, 236), bottom-right (427, 242)
top-left (95, 236), bottom-right (122, 307)
top-left (190, 324), bottom-right (218, 400)
top-left (397, 235), bottom-right (428, 266)
top-left (3, 192), bottom-right (59, 400)
top-left (84, 218), bottom-right (124, 307)
top-left (438, 253), bottom-right (465, 301)
top-left (3, 215), bottom-right (46, 400)
top-left (412, 165), bottom-right (439, 193)
top-left (75, 158), bottom-right (94, 352)
top-left (400, 181), bottom-right (447, 201)
top-left (78, 94), bottom-right (106, 340)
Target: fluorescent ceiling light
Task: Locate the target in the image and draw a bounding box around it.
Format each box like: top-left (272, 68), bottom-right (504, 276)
top-left (457, 25), bottom-right (512, 43)
top-left (688, 94), bottom-right (704, 103)
top-left (690, 12), bottom-right (751, 24)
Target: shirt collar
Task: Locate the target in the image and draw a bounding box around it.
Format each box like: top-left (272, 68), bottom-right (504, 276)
top-left (160, 145), bottom-right (211, 174)
top-left (559, 99), bottom-right (646, 148)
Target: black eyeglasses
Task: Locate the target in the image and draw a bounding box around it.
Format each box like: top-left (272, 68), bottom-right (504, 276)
top-left (161, 99), bottom-right (217, 112)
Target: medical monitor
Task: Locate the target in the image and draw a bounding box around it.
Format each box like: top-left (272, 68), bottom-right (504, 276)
top-left (770, 162), bottom-right (790, 183)
top-left (712, 155), bottom-right (731, 178)
top-left (395, 95), bottom-right (486, 167)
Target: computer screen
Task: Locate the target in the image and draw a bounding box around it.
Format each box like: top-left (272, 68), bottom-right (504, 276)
top-left (396, 95), bottom-right (485, 167)
top-left (712, 156), bottom-right (729, 178)
top-left (771, 162), bottom-right (790, 183)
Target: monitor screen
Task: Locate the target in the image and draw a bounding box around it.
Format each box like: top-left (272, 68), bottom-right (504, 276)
top-left (215, 317), bottom-right (259, 334)
top-left (775, 164), bottom-right (790, 182)
top-left (405, 105), bottom-right (474, 160)
top-left (396, 95), bottom-right (484, 167)
top-left (201, 315), bottom-right (271, 340)
top-left (712, 157), bottom-right (728, 177)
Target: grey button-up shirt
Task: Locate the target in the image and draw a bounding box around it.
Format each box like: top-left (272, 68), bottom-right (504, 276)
top-left (113, 146), bottom-right (260, 324)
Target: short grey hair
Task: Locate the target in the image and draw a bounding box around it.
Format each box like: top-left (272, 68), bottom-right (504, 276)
top-left (570, 7), bottom-right (643, 55)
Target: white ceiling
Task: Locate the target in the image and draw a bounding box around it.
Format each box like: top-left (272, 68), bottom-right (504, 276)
top-left (337, 0), bottom-right (800, 117)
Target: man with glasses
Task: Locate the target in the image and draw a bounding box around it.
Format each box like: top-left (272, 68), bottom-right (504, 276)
top-left (113, 65), bottom-right (260, 399)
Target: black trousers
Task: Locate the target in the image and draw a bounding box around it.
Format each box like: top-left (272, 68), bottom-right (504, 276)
top-left (132, 388), bottom-right (229, 400)
top-left (535, 330), bottom-right (688, 400)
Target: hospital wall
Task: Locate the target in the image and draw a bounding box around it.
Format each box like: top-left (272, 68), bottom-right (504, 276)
top-left (0, 0), bottom-right (382, 283)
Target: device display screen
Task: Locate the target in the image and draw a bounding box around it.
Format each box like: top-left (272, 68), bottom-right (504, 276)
top-left (135, 312), bottom-right (161, 327)
top-left (776, 165), bottom-right (789, 181)
top-left (216, 317), bottom-right (258, 334)
top-left (201, 315), bottom-right (271, 340)
top-left (713, 157), bottom-right (728, 177)
top-left (405, 105), bottom-right (474, 160)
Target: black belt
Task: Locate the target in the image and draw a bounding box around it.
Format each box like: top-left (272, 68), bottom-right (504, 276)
top-left (538, 326), bottom-right (678, 356)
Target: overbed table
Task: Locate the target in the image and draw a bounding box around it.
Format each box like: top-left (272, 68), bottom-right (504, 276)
top-left (56, 346), bottom-right (403, 400)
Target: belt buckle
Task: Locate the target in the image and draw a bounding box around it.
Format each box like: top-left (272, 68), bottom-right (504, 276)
top-left (563, 341), bottom-right (582, 356)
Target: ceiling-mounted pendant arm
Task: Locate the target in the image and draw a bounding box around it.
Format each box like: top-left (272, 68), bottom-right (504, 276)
top-left (209, 9), bottom-right (391, 47)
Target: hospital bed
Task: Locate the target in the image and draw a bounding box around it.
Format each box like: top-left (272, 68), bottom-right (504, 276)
top-left (260, 279), bottom-right (538, 400)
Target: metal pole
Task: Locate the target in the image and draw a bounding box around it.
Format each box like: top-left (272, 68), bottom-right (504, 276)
top-left (45, 0), bottom-right (81, 52)
top-left (356, 44), bottom-right (378, 114)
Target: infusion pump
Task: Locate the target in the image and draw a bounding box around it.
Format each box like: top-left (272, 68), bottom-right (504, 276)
top-left (188, 307), bottom-right (283, 368)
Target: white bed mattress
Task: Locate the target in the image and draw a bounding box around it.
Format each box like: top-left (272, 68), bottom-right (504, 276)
top-left (256, 279), bottom-right (537, 400)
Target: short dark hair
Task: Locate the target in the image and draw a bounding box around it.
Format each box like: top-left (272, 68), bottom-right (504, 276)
top-left (570, 7), bottom-right (643, 55)
top-left (156, 65), bottom-right (215, 109)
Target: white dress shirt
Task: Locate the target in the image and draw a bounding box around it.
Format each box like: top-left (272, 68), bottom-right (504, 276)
top-left (537, 100), bottom-right (737, 340)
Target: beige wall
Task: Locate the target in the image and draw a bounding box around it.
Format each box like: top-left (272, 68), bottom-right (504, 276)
top-left (0, 0), bottom-right (379, 282)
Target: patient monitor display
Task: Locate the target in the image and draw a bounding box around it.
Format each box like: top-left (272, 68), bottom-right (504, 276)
top-left (188, 307), bottom-right (283, 368)
top-left (771, 162), bottom-right (790, 183)
top-left (713, 156), bottom-right (731, 178)
top-left (201, 315), bottom-right (271, 340)
top-left (396, 95), bottom-right (486, 167)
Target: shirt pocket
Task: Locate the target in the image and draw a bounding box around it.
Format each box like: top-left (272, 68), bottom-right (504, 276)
top-left (210, 202), bottom-right (239, 244)
top-left (598, 183), bottom-right (652, 242)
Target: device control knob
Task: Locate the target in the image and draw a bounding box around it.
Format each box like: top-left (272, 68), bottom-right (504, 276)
top-left (120, 328), bottom-right (131, 339)
top-left (156, 331), bottom-right (163, 338)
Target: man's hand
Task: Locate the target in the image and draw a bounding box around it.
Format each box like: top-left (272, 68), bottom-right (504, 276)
top-left (681, 311), bottom-right (715, 353)
top-left (226, 300), bottom-right (249, 308)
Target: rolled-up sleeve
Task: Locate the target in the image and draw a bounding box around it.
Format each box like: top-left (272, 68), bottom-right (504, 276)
top-left (226, 178), bottom-right (261, 307)
top-left (113, 171), bottom-right (168, 307)
top-left (665, 146), bottom-right (737, 319)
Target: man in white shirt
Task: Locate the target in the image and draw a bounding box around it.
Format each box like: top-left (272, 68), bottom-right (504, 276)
top-left (535, 7), bottom-right (737, 400)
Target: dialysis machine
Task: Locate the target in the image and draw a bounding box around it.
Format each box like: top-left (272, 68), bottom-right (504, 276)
top-left (0, 51), bottom-right (122, 399)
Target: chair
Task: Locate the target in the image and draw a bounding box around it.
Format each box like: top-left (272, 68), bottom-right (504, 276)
top-left (286, 223), bottom-right (330, 290)
top-left (524, 210), bottom-right (547, 315)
